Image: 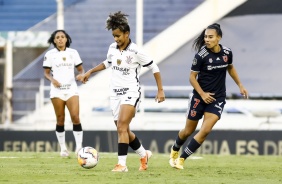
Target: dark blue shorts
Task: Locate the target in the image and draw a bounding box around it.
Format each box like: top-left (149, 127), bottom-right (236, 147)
top-left (186, 94), bottom-right (226, 120)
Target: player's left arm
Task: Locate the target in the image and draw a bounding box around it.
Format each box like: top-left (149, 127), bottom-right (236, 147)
top-left (227, 64), bottom-right (248, 99)
top-left (75, 64), bottom-right (85, 81)
top-left (137, 48), bottom-right (165, 103)
top-left (153, 72), bottom-right (165, 103)
top-left (146, 62), bottom-right (165, 103)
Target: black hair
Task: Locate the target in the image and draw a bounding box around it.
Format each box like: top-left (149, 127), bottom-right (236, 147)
top-left (47, 30), bottom-right (72, 48)
top-left (192, 23), bottom-right (222, 52)
top-left (106, 11), bottom-right (130, 33)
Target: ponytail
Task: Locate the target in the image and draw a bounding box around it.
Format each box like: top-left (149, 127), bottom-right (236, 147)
top-left (192, 23), bottom-right (223, 52)
top-left (192, 29), bottom-right (205, 52)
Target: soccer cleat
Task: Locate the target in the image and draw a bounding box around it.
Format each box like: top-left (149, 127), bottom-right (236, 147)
top-left (112, 164), bottom-right (128, 172)
top-left (169, 147), bottom-right (179, 167)
top-left (174, 158), bottom-right (185, 169)
top-left (60, 150), bottom-right (69, 157)
top-left (139, 150), bottom-right (153, 171)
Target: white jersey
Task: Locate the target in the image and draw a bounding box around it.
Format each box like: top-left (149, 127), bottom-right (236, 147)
top-left (43, 48), bottom-right (83, 96)
top-left (103, 40), bottom-right (154, 97)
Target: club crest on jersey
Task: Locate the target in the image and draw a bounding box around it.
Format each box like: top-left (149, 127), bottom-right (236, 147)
top-left (44, 56), bottom-right (47, 61)
top-left (222, 55), bottom-right (228, 62)
top-left (190, 110), bottom-right (197, 117)
top-left (209, 58), bottom-right (213, 63)
top-left (117, 59), bottom-right (122, 66)
top-left (126, 56), bottom-right (133, 64)
top-left (62, 57), bottom-right (66, 61)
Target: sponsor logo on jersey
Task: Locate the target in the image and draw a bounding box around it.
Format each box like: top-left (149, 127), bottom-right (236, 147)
top-left (112, 66), bottom-right (129, 72)
top-left (216, 57), bottom-right (220, 61)
top-left (113, 88), bottom-right (129, 95)
top-left (59, 83), bottom-right (71, 90)
top-left (126, 56), bottom-right (133, 64)
top-left (55, 63), bottom-right (72, 67)
top-left (223, 55), bottom-right (228, 62)
top-left (117, 59), bottom-right (122, 66)
top-left (207, 64), bottom-right (228, 70)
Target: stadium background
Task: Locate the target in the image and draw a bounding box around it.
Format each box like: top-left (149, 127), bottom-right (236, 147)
top-left (0, 0), bottom-right (281, 155)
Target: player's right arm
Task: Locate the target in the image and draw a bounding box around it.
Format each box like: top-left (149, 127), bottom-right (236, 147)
top-left (44, 68), bottom-right (61, 88)
top-left (190, 54), bottom-right (215, 104)
top-left (81, 63), bottom-right (106, 83)
top-left (43, 51), bottom-right (60, 88)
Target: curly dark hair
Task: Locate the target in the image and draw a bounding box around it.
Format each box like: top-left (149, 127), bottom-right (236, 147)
top-left (106, 11), bottom-right (130, 32)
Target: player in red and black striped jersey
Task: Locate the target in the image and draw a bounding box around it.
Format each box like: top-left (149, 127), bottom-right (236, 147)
top-left (169, 23), bottom-right (248, 169)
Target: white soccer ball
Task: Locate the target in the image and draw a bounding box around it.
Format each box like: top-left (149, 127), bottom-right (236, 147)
top-left (77, 146), bottom-right (99, 169)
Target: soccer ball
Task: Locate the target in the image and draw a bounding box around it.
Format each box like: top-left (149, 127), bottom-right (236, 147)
top-left (77, 146), bottom-right (99, 169)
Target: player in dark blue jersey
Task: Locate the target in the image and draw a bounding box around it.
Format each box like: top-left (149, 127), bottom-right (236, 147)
top-left (169, 23), bottom-right (248, 169)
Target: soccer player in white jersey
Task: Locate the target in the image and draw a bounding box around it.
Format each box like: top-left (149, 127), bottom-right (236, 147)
top-left (169, 23), bottom-right (248, 169)
top-left (43, 30), bottom-right (85, 157)
top-left (80, 11), bottom-right (165, 172)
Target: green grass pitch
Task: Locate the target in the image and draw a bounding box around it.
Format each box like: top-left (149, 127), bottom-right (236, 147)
top-left (0, 152), bottom-right (281, 184)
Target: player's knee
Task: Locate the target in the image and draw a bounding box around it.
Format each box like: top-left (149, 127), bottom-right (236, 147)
top-left (56, 115), bottom-right (65, 124)
top-left (71, 115), bottom-right (80, 124)
top-left (181, 128), bottom-right (194, 137)
top-left (116, 124), bottom-right (128, 134)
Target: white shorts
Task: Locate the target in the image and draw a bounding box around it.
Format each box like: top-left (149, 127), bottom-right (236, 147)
top-left (50, 92), bottom-right (78, 101)
top-left (110, 92), bottom-right (141, 121)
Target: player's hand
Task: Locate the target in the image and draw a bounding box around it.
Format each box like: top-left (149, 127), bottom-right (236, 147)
top-left (201, 92), bottom-right (215, 104)
top-left (239, 86), bottom-right (248, 99)
top-left (51, 79), bottom-right (61, 88)
top-left (76, 74), bottom-right (84, 82)
top-left (81, 71), bottom-right (91, 84)
top-left (155, 89), bottom-right (165, 103)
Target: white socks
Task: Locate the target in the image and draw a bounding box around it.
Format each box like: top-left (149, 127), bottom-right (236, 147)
top-left (118, 155), bottom-right (127, 166)
top-left (56, 130), bottom-right (83, 152)
top-left (135, 145), bottom-right (146, 158)
top-left (73, 131), bottom-right (83, 152)
top-left (56, 131), bottom-right (67, 152)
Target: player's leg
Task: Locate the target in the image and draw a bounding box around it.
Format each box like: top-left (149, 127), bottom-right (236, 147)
top-left (114, 121), bottom-right (147, 158)
top-left (51, 97), bottom-right (68, 157)
top-left (128, 129), bottom-right (152, 171)
top-left (112, 104), bottom-right (135, 172)
top-left (175, 112), bottom-right (219, 169)
top-left (114, 120), bottom-right (151, 171)
top-left (126, 96), bottom-right (151, 171)
top-left (66, 95), bottom-right (83, 154)
top-left (170, 94), bottom-right (202, 167)
top-left (170, 118), bottom-right (198, 167)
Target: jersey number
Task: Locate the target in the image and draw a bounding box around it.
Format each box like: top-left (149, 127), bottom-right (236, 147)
top-left (193, 98), bottom-right (200, 108)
